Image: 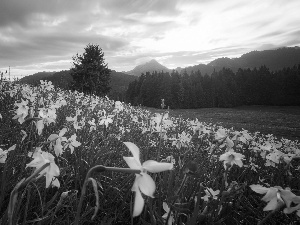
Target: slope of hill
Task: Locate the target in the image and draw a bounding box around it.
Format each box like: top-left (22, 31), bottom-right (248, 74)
top-left (126, 59), bottom-right (171, 76)
top-left (19, 71), bottom-right (56, 85)
top-left (19, 70), bottom-right (136, 100)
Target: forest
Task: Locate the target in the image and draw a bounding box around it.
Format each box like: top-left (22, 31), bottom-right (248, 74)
top-left (125, 64), bottom-right (300, 108)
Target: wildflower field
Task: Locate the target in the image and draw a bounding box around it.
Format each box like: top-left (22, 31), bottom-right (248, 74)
top-left (1, 80), bottom-right (300, 225)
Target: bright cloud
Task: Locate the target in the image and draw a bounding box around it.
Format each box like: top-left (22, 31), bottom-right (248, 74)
top-left (0, 0), bottom-right (299, 77)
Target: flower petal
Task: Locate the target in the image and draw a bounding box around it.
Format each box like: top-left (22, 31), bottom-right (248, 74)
top-left (133, 188), bottom-right (144, 217)
top-left (123, 157), bottom-right (141, 170)
top-left (280, 189), bottom-right (296, 208)
top-left (163, 202), bottom-right (170, 213)
top-left (142, 160), bottom-right (173, 173)
top-left (263, 197), bottom-right (278, 211)
top-left (138, 173), bottom-right (156, 198)
top-left (131, 175), bottom-right (140, 192)
top-left (249, 184), bottom-right (270, 194)
top-left (262, 187), bottom-right (278, 202)
top-left (219, 152), bottom-right (230, 161)
top-left (51, 178), bottom-right (60, 188)
top-left (59, 128), bottom-right (67, 136)
top-left (234, 159), bottom-right (243, 167)
top-left (123, 142), bottom-right (141, 165)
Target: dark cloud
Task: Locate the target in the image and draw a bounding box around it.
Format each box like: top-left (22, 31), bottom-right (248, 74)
top-left (0, 0), bottom-right (88, 28)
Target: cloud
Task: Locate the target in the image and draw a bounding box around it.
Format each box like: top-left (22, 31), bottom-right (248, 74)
top-left (1, 0), bottom-right (300, 77)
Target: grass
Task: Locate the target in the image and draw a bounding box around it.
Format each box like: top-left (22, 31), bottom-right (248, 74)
top-left (146, 106), bottom-right (300, 141)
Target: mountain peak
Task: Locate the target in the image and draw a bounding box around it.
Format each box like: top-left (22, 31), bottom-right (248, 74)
top-left (126, 59), bottom-right (171, 76)
top-left (148, 59), bottom-right (159, 63)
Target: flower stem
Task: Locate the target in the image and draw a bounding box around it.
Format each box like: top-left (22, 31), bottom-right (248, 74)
top-left (75, 165), bottom-right (141, 225)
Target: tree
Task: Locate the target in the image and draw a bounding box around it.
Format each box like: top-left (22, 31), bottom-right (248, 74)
top-left (70, 44), bottom-right (111, 96)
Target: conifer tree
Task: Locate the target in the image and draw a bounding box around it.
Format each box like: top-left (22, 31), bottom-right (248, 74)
top-left (70, 44), bottom-right (111, 96)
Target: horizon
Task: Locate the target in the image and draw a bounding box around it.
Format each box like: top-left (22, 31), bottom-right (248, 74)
top-left (1, 0), bottom-right (300, 78)
top-left (1, 46), bottom-right (298, 79)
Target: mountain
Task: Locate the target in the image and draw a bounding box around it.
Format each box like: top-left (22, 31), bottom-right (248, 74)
top-left (124, 47), bottom-right (300, 77)
top-left (207, 47), bottom-right (300, 72)
top-left (126, 59), bottom-right (171, 76)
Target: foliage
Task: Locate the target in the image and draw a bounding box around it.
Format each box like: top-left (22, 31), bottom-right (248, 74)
top-left (126, 64), bottom-right (300, 108)
top-left (70, 44), bottom-right (111, 96)
top-left (1, 79), bottom-right (300, 224)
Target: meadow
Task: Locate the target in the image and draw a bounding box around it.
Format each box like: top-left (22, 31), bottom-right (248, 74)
top-left (1, 80), bottom-right (300, 225)
top-left (146, 106), bottom-right (300, 141)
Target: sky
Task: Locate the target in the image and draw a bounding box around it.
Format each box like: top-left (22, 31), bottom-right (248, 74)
top-left (1, 0), bottom-right (300, 79)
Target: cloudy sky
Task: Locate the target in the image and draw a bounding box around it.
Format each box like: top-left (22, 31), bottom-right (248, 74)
top-left (1, 0), bottom-right (300, 78)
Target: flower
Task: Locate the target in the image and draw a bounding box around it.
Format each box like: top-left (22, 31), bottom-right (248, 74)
top-left (162, 202), bottom-right (174, 225)
top-left (12, 99), bottom-right (29, 124)
top-left (151, 113), bottom-right (173, 133)
top-left (66, 115), bottom-right (85, 130)
top-left (215, 128), bottom-right (234, 149)
top-left (219, 150), bottom-right (244, 168)
top-left (64, 134), bottom-right (81, 154)
top-left (201, 188), bottom-right (220, 202)
top-left (114, 101), bottom-right (124, 112)
top-left (48, 128), bottom-right (68, 156)
top-left (250, 184), bottom-right (296, 211)
top-left (35, 108), bottom-right (56, 135)
top-left (123, 142), bottom-right (173, 217)
top-left (169, 131), bottom-right (192, 149)
top-left (99, 110), bottom-right (114, 127)
top-left (0, 144), bottom-right (16, 163)
top-left (26, 149), bottom-right (60, 188)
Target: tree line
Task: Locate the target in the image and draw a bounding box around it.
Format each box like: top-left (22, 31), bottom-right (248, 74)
top-left (125, 64), bottom-right (300, 108)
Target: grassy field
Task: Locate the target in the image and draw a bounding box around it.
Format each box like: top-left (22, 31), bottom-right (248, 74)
top-left (146, 105), bottom-right (300, 141)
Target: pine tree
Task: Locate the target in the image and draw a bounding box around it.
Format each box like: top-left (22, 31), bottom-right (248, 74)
top-left (70, 44), bottom-right (111, 96)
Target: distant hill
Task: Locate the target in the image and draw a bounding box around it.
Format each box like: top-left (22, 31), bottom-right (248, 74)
top-left (207, 47), bottom-right (300, 72)
top-left (126, 59), bottom-right (171, 76)
top-left (123, 47), bottom-right (300, 77)
top-left (19, 71), bottom-right (56, 84)
top-left (20, 69), bottom-right (136, 100)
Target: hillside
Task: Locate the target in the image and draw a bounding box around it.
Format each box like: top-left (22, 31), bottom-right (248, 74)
top-left (19, 71), bottom-right (56, 85)
top-left (19, 70), bottom-right (136, 100)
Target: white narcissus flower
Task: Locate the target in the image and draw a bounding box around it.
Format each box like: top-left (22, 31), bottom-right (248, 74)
top-left (215, 128), bottom-right (234, 149)
top-left (250, 184), bottom-right (297, 211)
top-left (201, 188), bottom-right (220, 202)
top-left (99, 115), bottom-right (114, 127)
top-left (64, 134), bottom-right (81, 154)
top-left (0, 144), bottom-right (16, 163)
top-left (12, 99), bottom-right (29, 124)
top-left (26, 148), bottom-right (60, 188)
top-left (219, 150), bottom-right (244, 168)
top-left (114, 101), bottom-right (124, 112)
top-left (151, 113), bottom-right (173, 133)
top-left (35, 109), bottom-right (56, 135)
top-left (48, 128), bottom-right (68, 156)
top-left (123, 142), bottom-right (173, 217)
